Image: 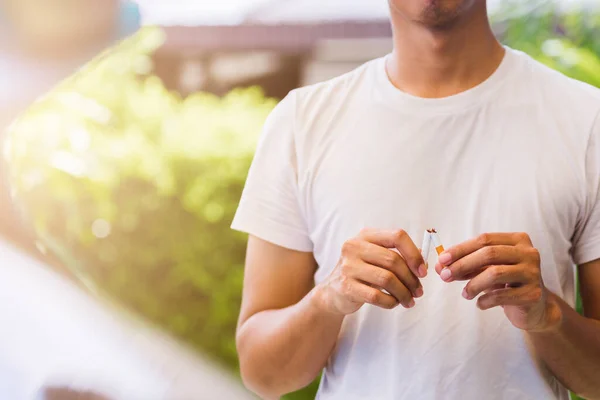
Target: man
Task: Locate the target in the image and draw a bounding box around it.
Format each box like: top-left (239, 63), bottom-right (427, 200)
top-left (231, 1), bottom-right (600, 399)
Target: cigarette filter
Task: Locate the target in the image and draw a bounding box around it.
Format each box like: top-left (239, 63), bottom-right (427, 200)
top-left (431, 229), bottom-right (445, 255)
top-left (421, 230), bottom-right (432, 262)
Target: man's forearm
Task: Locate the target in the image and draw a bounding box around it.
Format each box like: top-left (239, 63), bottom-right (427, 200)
top-left (236, 286), bottom-right (344, 399)
top-left (529, 293), bottom-right (600, 399)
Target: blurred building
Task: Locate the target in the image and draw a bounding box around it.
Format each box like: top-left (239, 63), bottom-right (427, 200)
top-left (148, 0), bottom-right (598, 98)
top-left (157, 22), bottom-right (392, 99)
top-left (151, 0), bottom-right (392, 98)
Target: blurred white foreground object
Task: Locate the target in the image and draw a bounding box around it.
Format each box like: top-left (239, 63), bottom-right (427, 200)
top-left (0, 239), bottom-right (254, 400)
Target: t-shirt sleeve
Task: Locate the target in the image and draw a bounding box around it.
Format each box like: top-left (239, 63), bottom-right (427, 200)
top-left (231, 91), bottom-right (313, 252)
top-left (572, 111), bottom-right (600, 265)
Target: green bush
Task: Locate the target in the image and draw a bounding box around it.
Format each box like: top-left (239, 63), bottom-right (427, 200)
top-left (5, 27), bottom-right (276, 371)
top-left (497, 2), bottom-right (600, 88)
top-left (5, 5), bottom-right (600, 400)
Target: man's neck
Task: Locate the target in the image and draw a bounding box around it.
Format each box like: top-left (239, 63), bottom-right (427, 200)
top-left (387, 2), bottom-right (505, 99)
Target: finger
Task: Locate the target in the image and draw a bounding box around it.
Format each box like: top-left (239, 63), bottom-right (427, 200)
top-left (462, 265), bottom-right (529, 300)
top-left (348, 279), bottom-right (402, 310)
top-left (476, 285), bottom-right (543, 310)
top-left (359, 228), bottom-right (425, 278)
top-left (441, 245), bottom-right (522, 282)
top-left (417, 247), bottom-right (428, 276)
top-left (435, 262), bottom-right (443, 276)
top-left (352, 262), bottom-right (417, 306)
top-left (439, 233), bottom-right (525, 266)
top-left (435, 262), bottom-right (478, 281)
top-left (483, 284), bottom-right (507, 294)
top-left (357, 242), bottom-right (422, 296)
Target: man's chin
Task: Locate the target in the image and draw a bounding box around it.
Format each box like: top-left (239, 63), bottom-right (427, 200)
top-left (420, 5), bottom-right (459, 27)
top-left (416, 0), bottom-right (475, 28)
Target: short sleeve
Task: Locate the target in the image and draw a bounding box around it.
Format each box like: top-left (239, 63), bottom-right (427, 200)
top-left (231, 91), bottom-right (313, 252)
top-left (572, 111), bottom-right (600, 265)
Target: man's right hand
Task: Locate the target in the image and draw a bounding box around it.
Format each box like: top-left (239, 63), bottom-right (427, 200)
top-left (314, 228), bottom-right (426, 315)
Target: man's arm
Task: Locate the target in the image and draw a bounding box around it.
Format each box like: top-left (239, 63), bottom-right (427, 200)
top-left (528, 260), bottom-right (600, 399)
top-left (436, 233), bottom-right (600, 399)
top-left (237, 230), bottom-right (424, 399)
top-left (236, 236), bottom-right (343, 399)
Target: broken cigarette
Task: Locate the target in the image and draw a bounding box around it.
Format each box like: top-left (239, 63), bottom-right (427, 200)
top-left (430, 229), bottom-right (445, 255)
top-left (421, 230), bottom-right (432, 262)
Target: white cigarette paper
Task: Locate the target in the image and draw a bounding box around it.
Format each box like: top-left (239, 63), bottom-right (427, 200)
top-left (421, 230), bottom-right (432, 263)
top-left (431, 230), bottom-right (445, 255)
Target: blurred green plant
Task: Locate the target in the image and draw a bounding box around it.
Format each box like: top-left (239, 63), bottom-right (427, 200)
top-left (5, 27), bottom-right (276, 374)
top-left (497, 2), bottom-right (600, 87)
top-left (4, 4), bottom-right (600, 400)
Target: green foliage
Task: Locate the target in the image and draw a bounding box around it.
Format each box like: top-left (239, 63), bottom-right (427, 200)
top-left (497, 3), bottom-right (600, 88)
top-left (4, 6), bottom-right (600, 400)
top-left (5, 27), bottom-right (277, 372)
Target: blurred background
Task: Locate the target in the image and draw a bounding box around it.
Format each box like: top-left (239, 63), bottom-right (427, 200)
top-left (0, 1), bottom-right (598, 399)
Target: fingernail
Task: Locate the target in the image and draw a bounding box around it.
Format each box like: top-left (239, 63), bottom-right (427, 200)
top-left (438, 252), bottom-right (452, 265)
top-left (440, 268), bottom-right (452, 281)
top-left (418, 263), bottom-right (427, 278)
top-left (415, 287), bottom-right (424, 298)
top-left (407, 299), bottom-right (416, 308)
top-left (462, 287), bottom-right (471, 300)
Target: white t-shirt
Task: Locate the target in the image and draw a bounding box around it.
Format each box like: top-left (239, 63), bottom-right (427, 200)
top-left (231, 47), bottom-right (600, 400)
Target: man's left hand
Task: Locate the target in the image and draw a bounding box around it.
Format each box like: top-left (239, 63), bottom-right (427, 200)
top-left (435, 232), bottom-right (562, 332)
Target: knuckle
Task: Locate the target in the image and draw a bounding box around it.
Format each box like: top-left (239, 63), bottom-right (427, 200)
top-left (489, 265), bottom-right (504, 280)
top-left (339, 260), bottom-right (353, 275)
top-left (366, 290), bottom-right (381, 304)
top-left (528, 265), bottom-right (542, 281)
top-left (384, 300), bottom-right (398, 309)
top-left (342, 239), bottom-right (359, 255)
top-left (383, 251), bottom-right (400, 269)
top-left (527, 247), bottom-right (541, 263)
top-left (381, 296), bottom-right (397, 309)
top-left (478, 233), bottom-right (493, 247)
top-left (358, 227), bottom-right (371, 237)
top-left (394, 229), bottom-right (408, 241)
top-left (378, 270), bottom-right (394, 287)
top-left (517, 232), bottom-right (531, 242)
top-left (485, 246), bottom-right (499, 263)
